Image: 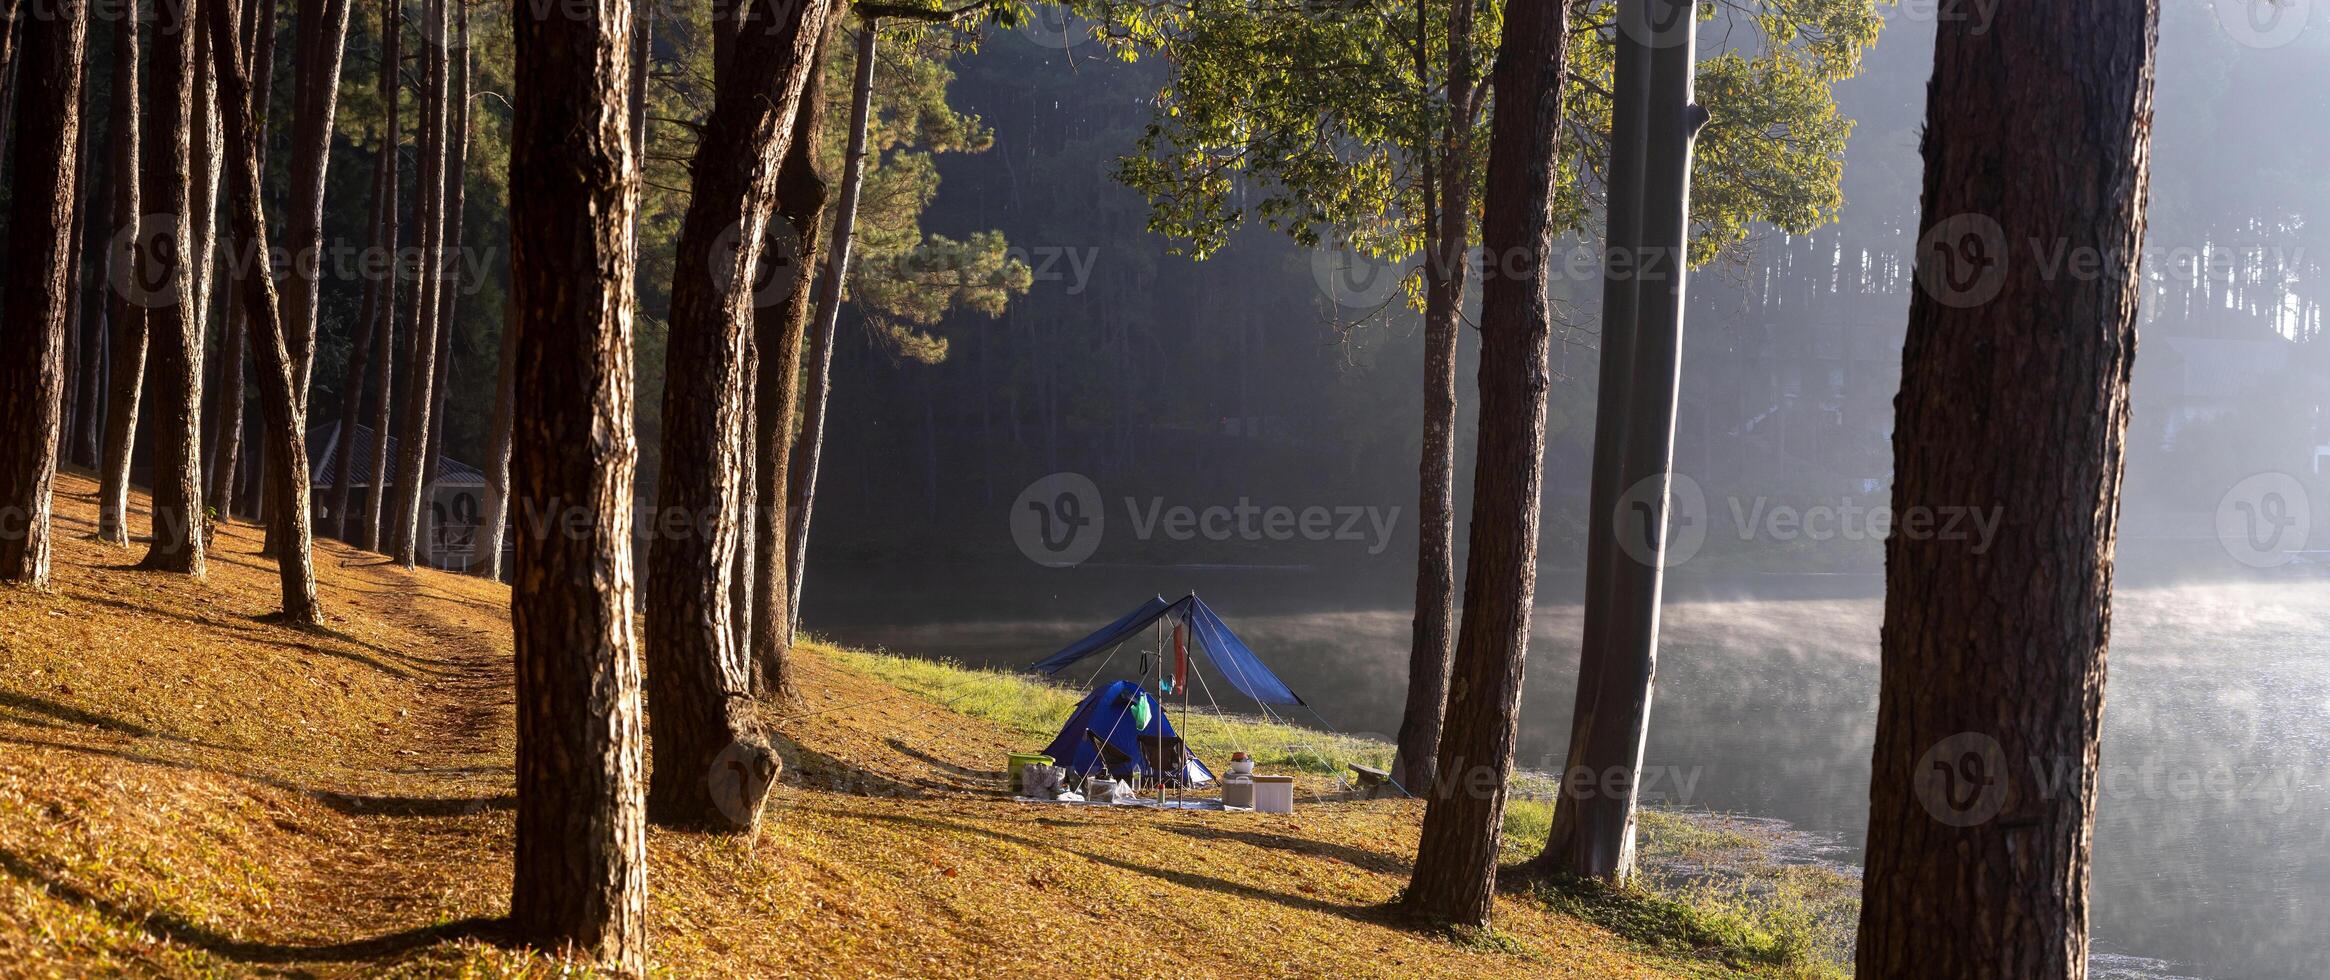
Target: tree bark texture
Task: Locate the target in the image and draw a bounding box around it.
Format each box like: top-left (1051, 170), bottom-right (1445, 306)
top-left (1389, 0), bottom-right (1474, 799)
top-left (1855, 4), bottom-right (2156, 978)
top-left (1533, 0), bottom-right (1703, 883)
top-left (360, 0), bottom-right (400, 552)
top-left (205, 0), bottom-right (322, 624)
top-left (644, 0), bottom-right (832, 831)
top-left (330, 122), bottom-right (390, 542)
top-left (138, 0), bottom-right (207, 574)
top-left (0, 0), bottom-right (88, 588)
top-left (746, 17), bottom-right (836, 699)
top-left (95, 0), bottom-right (143, 546)
top-left (389, 0), bottom-right (446, 566)
top-left (283, 0), bottom-right (355, 403)
top-left (784, 20), bottom-right (875, 642)
top-left (506, 0), bottom-right (647, 964)
top-left (205, 0), bottom-right (275, 525)
top-left (1399, 0), bottom-right (1565, 927)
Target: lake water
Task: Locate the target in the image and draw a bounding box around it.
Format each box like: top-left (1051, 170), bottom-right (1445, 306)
top-left (806, 568), bottom-right (2329, 979)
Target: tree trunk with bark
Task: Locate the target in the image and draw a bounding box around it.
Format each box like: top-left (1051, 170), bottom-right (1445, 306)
top-left (1399, 0), bottom-right (1565, 927)
top-left (745, 20), bottom-right (835, 698)
top-left (204, 0), bottom-right (321, 624)
top-left (1854, 4), bottom-right (2156, 977)
top-left (0, 0), bottom-right (88, 588)
top-left (1390, 0), bottom-right (1474, 795)
top-left (1530, 0), bottom-right (1705, 883)
top-left (360, 0), bottom-right (400, 552)
top-left (506, 0), bottom-right (648, 962)
top-left (71, 69), bottom-right (108, 473)
top-left (388, 0), bottom-right (445, 567)
top-left (61, 32), bottom-right (101, 474)
top-left (475, 301), bottom-right (517, 578)
top-left (95, 0), bottom-right (143, 546)
top-left (644, 0), bottom-right (831, 831)
top-left (205, 0), bottom-right (274, 525)
top-left (282, 0), bottom-right (355, 403)
top-left (329, 121), bottom-right (389, 542)
top-left (138, 0), bottom-right (206, 574)
top-left (785, 20), bottom-right (876, 641)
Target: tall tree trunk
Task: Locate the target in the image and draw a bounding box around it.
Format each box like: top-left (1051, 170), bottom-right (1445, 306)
top-left (138, 0), bottom-right (206, 574)
top-left (360, 0), bottom-right (400, 552)
top-left (205, 0), bottom-right (321, 624)
top-left (1531, 0), bottom-right (1704, 883)
top-left (95, 0), bottom-right (143, 546)
top-left (206, 0), bottom-right (274, 526)
top-left (1399, 0), bottom-right (1565, 926)
top-left (189, 16), bottom-right (223, 367)
top-left (474, 300), bottom-right (516, 578)
top-left (282, 0), bottom-right (354, 403)
top-left (506, 0), bottom-right (647, 961)
top-left (329, 113), bottom-right (389, 542)
top-left (643, 0), bottom-right (830, 831)
top-left (388, 0), bottom-right (445, 566)
top-left (0, 0), bottom-right (88, 588)
top-left (0, 0), bottom-right (22, 176)
top-left (1390, 0), bottom-right (1474, 796)
top-left (784, 20), bottom-right (876, 642)
top-left (746, 18), bottom-right (836, 699)
top-left (1854, 4), bottom-right (2155, 977)
top-left (61, 34), bottom-right (101, 473)
top-left (72, 76), bottom-right (109, 473)
top-left (425, 13), bottom-right (470, 512)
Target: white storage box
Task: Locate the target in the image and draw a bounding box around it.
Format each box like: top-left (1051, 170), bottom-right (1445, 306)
top-left (1251, 775), bottom-right (1294, 814)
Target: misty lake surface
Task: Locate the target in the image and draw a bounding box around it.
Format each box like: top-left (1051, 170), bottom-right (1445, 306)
top-left (806, 568), bottom-right (2329, 979)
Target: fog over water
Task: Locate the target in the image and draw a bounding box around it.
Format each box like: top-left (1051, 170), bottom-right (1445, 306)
top-left (810, 575), bottom-right (2329, 978)
top-left (793, 1), bottom-right (2330, 976)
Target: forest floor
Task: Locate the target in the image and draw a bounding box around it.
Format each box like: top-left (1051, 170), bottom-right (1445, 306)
top-left (0, 469), bottom-right (1844, 978)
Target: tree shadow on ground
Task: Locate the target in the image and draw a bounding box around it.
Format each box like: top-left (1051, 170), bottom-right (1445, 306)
top-left (0, 846), bottom-right (500, 965)
top-left (816, 807), bottom-right (1387, 923)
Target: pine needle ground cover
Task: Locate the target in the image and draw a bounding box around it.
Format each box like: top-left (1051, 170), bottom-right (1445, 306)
top-left (0, 470), bottom-right (1837, 977)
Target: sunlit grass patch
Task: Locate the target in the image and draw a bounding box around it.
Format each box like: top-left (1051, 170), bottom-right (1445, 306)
top-left (820, 643), bottom-right (1394, 779)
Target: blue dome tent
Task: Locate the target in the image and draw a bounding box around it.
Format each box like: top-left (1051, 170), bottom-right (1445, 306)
top-left (1039, 680), bottom-right (1216, 785)
top-left (1027, 594), bottom-right (1309, 794)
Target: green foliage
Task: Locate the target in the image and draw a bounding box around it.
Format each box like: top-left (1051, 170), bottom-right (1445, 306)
top-left (1097, 0), bottom-right (1882, 282)
top-left (828, 27), bottom-right (1033, 363)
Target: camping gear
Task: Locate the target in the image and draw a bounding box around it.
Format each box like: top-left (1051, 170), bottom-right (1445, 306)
top-left (1008, 753), bottom-right (1055, 793)
top-left (1251, 775), bottom-right (1295, 814)
top-left (1021, 764), bottom-right (1066, 798)
top-left (1170, 623), bottom-right (1188, 694)
top-left (1029, 594), bottom-right (1307, 707)
top-left (1230, 752), bottom-right (1254, 776)
top-left (1043, 680), bottom-right (1216, 786)
top-left (1221, 774), bottom-right (1255, 809)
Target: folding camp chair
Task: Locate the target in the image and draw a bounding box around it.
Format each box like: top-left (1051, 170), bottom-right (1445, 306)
top-left (1081, 730), bottom-right (1140, 784)
top-left (1138, 735), bottom-right (1200, 789)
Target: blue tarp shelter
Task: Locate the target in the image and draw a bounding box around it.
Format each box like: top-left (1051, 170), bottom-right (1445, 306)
top-left (1027, 594), bottom-right (1307, 707)
top-left (1040, 680), bottom-right (1216, 785)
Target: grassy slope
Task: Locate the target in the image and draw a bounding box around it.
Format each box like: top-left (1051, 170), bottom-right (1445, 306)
top-left (0, 470), bottom-right (1818, 977)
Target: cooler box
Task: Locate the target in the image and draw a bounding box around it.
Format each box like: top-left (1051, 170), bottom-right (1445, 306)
top-left (1221, 775), bottom-right (1254, 809)
top-left (1251, 775), bottom-right (1295, 814)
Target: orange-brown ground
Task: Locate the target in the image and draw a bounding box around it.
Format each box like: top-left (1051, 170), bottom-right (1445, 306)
top-left (0, 469), bottom-right (1761, 977)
